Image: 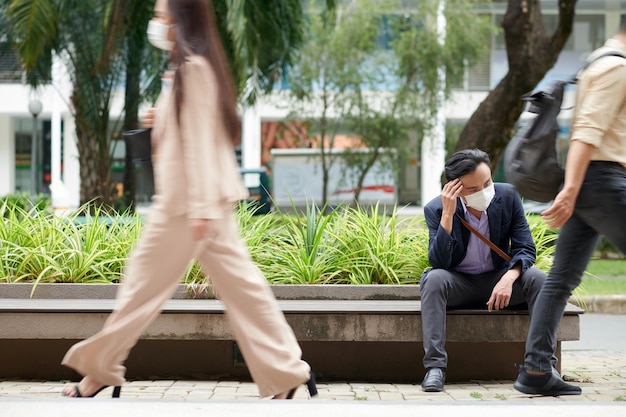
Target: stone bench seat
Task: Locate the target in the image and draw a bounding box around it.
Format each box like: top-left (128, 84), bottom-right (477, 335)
top-left (0, 284), bottom-right (583, 383)
top-left (0, 298), bottom-right (581, 343)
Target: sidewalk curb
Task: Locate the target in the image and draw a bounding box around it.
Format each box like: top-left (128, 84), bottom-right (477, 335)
top-left (568, 295), bottom-right (626, 314)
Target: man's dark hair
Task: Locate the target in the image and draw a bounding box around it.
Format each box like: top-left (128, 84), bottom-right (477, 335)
top-left (621, 15), bottom-right (626, 33)
top-left (444, 149), bottom-right (490, 181)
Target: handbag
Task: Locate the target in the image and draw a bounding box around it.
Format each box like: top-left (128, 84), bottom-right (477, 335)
top-left (456, 213), bottom-right (512, 263)
top-left (123, 128), bottom-right (152, 163)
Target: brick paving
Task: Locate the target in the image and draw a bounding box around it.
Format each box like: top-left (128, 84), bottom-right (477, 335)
top-left (0, 350), bottom-right (624, 403)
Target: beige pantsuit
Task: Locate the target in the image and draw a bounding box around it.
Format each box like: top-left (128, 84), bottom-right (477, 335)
top-left (62, 55), bottom-right (310, 398)
top-left (63, 210), bottom-right (310, 398)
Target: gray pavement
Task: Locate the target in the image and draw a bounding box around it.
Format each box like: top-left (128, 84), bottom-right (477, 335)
top-left (564, 312), bottom-right (626, 351)
top-left (1, 314), bottom-right (625, 416)
top-left (1, 400), bottom-right (625, 417)
top-left (0, 350), bottom-right (624, 403)
top-left (2, 400), bottom-right (626, 417)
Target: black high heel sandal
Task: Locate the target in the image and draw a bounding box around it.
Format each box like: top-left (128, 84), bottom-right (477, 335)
top-left (285, 374), bottom-right (318, 399)
top-left (70, 385), bottom-right (122, 398)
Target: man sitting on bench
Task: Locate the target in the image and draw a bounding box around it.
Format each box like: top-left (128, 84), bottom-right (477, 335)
top-left (419, 149), bottom-right (549, 392)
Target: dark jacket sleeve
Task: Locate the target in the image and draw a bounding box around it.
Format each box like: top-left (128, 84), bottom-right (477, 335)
top-left (496, 184), bottom-right (537, 274)
top-left (423, 197), bottom-right (468, 270)
top-left (423, 183), bottom-right (537, 275)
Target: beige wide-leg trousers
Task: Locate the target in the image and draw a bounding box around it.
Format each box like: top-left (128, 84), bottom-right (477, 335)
top-left (62, 210), bottom-right (310, 398)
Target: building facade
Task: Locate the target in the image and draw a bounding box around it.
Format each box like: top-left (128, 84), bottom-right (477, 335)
top-left (0, 1), bottom-right (624, 209)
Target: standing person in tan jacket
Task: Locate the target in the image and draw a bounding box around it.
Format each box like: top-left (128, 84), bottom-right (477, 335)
top-left (515, 21), bottom-right (626, 397)
top-left (61, 0), bottom-right (315, 400)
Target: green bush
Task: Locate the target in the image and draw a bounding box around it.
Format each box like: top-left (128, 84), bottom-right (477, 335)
top-left (0, 204), bottom-right (139, 287)
top-left (0, 202), bottom-right (556, 286)
top-left (0, 192), bottom-right (51, 218)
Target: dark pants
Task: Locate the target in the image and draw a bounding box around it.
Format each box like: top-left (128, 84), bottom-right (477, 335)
top-left (421, 266), bottom-right (547, 369)
top-left (524, 162), bottom-right (626, 372)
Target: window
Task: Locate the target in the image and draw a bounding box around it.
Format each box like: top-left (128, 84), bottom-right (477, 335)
top-left (0, 43), bottom-right (23, 83)
top-left (493, 13), bottom-right (605, 52)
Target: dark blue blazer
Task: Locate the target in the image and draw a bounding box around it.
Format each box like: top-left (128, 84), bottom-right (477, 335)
top-left (422, 183), bottom-right (536, 278)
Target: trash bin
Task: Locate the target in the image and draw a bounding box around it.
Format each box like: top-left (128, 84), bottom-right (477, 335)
top-left (239, 167), bottom-right (272, 214)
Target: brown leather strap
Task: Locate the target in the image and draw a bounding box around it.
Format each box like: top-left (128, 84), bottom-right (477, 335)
top-left (455, 213), bottom-right (512, 263)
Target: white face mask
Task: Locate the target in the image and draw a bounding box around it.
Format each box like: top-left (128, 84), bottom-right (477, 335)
top-left (147, 20), bottom-right (174, 51)
top-left (464, 183), bottom-right (495, 212)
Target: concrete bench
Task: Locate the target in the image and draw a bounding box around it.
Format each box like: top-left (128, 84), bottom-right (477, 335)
top-left (0, 284), bottom-right (582, 382)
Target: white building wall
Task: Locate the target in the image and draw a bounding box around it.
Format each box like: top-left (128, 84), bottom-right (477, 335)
top-left (0, 115), bottom-right (15, 196)
top-left (0, 76), bottom-right (80, 207)
top-left (1, 5), bottom-right (622, 208)
top-left (61, 113), bottom-right (81, 209)
top-left (241, 104), bottom-right (262, 169)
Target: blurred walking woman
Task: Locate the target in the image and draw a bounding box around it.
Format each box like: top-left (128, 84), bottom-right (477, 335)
top-left (61, 0), bottom-right (315, 400)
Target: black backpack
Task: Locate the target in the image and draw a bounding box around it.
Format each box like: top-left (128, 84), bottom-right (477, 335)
top-left (503, 51), bottom-right (626, 203)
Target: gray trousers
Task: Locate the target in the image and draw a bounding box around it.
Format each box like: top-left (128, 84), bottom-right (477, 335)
top-left (524, 161), bottom-right (626, 372)
top-left (420, 266), bottom-right (547, 369)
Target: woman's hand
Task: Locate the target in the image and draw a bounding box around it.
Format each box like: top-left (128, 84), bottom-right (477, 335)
top-left (141, 108), bottom-right (157, 128)
top-left (189, 218), bottom-right (216, 241)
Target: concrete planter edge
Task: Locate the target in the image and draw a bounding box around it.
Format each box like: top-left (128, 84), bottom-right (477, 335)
top-left (0, 282), bottom-right (421, 300)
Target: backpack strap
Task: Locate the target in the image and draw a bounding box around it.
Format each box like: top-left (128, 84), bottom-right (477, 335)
top-left (560, 51), bottom-right (626, 110)
top-left (572, 51), bottom-right (626, 83)
top-left (572, 51), bottom-right (626, 115)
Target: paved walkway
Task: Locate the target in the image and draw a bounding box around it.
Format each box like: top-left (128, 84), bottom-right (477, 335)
top-left (2, 311), bottom-right (625, 416)
top-left (1, 351), bottom-right (624, 405)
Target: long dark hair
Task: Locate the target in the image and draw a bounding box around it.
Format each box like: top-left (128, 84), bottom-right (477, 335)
top-left (168, 0), bottom-right (240, 146)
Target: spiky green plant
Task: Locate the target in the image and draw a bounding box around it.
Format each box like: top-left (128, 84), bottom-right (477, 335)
top-left (258, 203), bottom-right (343, 284)
top-left (0, 203), bottom-right (140, 294)
top-left (328, 204), bottom-right (428, 284)
top-left (527, 216), bottom-right (558, 271)
top-left (0, 200), bottom-right (561, 288)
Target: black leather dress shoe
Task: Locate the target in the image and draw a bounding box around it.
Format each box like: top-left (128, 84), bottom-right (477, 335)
top-left (514, 366), bottom-right (581, 396)
top-left (421, 367), bottom-right (445, 392)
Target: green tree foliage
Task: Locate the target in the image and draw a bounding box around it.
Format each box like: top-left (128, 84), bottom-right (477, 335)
top-left (287, 0), bottom-right (493, 206)
top-left (2, 0), bottom-right (331, 209)
top-left (3, 0), bottom-right (161, 210)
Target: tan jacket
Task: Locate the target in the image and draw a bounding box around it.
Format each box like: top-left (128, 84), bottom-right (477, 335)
top-left (571, 38), bottom-right (626, 169)
top-left (150, 55), bottom-right (248, 220)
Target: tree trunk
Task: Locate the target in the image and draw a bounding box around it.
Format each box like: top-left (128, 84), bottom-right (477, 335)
top-left (76, 134), bottom-right (116, 210)
top-left (72, 91), bottom-right (116, 211)
top-left (122, 51), bottom-right (141, 212)
top-left (320, 93), bottom-right (330, 206)
top-left (456, 0), bottom-right (577, 169)
top-left (352, 147), bottom-right (381, 207)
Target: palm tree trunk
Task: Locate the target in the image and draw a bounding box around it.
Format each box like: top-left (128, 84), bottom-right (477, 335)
top-left (73, 92), bottom-right (115, 210)
top-left (122, 56), bottom-right (141, 212)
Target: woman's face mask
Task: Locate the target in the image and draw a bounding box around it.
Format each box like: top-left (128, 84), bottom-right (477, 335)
top-left (463, 183), bottom-right (495, 212)
top-left (147, 20), bottom-right (173, 51)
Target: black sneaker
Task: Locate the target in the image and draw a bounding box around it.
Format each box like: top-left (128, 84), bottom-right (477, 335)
top-left (514, 366), bottom-right (581, 396)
